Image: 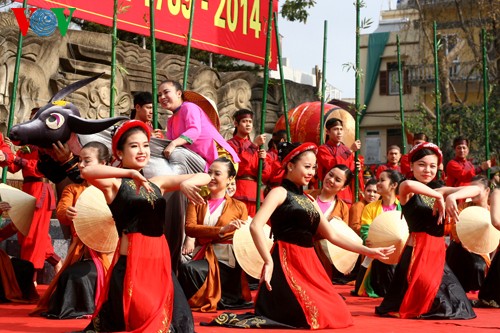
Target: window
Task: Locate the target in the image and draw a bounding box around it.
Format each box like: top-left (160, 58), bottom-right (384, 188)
top-left (379, 62), bottom-right (411, 96)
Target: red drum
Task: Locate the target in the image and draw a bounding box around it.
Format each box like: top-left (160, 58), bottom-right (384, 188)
top-left (274, 102), bottom-right (355, 147)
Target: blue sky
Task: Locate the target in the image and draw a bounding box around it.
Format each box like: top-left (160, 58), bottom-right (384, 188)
top-left (278, 0), bottom-right (397, 98)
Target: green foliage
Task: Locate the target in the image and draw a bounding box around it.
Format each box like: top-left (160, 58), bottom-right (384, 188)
top-left (360, 17), bottom-right (373, 30)
top-left (280, 0), bottom-right (316, 23)
top-left (405, 87), bottom-right (499, 165)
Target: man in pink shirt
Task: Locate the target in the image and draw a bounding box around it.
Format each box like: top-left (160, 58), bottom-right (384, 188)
top-left (158, 80), bottom-right (239, 169)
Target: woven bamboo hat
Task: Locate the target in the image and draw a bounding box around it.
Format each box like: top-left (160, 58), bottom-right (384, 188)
top-left (322, 218), bottom-right (362, 274)
top-left (183, 91), bottom-right (220, 131)
top-left (456, 206), bottom-right (500, 255)
top-left (0, 183), bottom-right (36, 236)
top-left (366, 210), bottom-right (409, 265)
top-left (233, 219), bottom-right (273, 279)
top-left (73, 186), bottom-right (118, 253)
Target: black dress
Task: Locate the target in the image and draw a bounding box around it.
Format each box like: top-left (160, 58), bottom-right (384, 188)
top-left (85, 179), bottom-right (194, 332)
top-left (0, 256), bottom-right (36, 302)
top-left (43, 258), bottom-right (97, 318)
top-left (375, 184), bottom-right (476, 319)
top-left (475, 248), bottom-right (500, 308)
top-left (204, 179), bottom-right (353, 329)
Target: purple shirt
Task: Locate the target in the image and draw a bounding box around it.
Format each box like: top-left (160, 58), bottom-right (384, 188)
top-left (166, 102), bottom-right (240, 166)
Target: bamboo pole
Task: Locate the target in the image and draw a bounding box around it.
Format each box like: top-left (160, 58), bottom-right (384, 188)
top-left (183, 0), bottom-right (196, 90)
top-left (273, 12), bottom-right (290, 141)
top-left (481, 29), bottom-right (490, 179)
top-left (256, 0), bottom-right (274, 211)
top-left (319, 20), bottom-right (328, 146)
top-left (433, 21), bottom-right (441, 178)
top-left (109, 0), bottom-right (118, 118)
top-left (354, 0), bottom-right (361, 202)
top-left (150, 0), bottom-right (158, 129)
top-left (3, 0), bottom-right (28, 183)
top-left (396, 35), bottom-right (407, 154)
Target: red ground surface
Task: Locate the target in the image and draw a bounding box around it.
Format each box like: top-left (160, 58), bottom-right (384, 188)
top-left (0, 285), bottom-right (498, 333)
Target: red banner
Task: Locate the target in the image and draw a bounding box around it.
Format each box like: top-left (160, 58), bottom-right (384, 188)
top-left (17, 0), bottom-right (278, 69)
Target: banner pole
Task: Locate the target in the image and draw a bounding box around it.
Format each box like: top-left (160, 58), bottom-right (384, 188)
top-left (150, 0), bottom-right (158, 129)
top-left (433, 21), bottom-right (442, 178)
top-left (256, 0), bottom-right (274, 211)
top-left (397, 35), bottom-right (407, 154)
top-left (354, 0), bottom-right (361, 202)
top-left (183, 0), bottom-right (196, 90)
top-left (481, 29), bottom-right (490, 179)
top-left (273, 12), bottom-right (290, 141)
top-left (109, 0), bottom-right (118, 118)
top-left (319, 20), bottom-right (328, 146)
top-left (3, 0), bottom-right (28, 184)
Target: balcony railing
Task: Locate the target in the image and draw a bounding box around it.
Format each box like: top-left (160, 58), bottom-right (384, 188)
top-left (406, 61), bottom-right (483, 85)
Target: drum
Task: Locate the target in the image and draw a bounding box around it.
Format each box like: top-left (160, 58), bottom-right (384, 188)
top-left (274, 102), bottom-right (355, 147)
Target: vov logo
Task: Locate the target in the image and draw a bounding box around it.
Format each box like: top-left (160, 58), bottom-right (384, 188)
top-left (11, 7), bottom-right (76, 37)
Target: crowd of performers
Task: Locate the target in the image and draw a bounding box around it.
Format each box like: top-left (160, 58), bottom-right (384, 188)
top-left (0, 80), bottom-right (499, 332)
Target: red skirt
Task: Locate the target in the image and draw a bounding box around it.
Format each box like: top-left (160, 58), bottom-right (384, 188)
top-left (257, 241), bottom-right (353, 329)
top-left (93, 234), bottom-right (173, 332)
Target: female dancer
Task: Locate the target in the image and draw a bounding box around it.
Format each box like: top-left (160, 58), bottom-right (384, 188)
top-left (31, 142), bottom-right (111, 319)
top-left (355, 170), bottom-right (404, 297)
top-left (446, 175), bottom-right (490, 293)
top-left (474, 187), bottom-right (500, 308)
top-left (307, 164), bottom-right (352, 281)
top-left (81, 120), bottom-right (210, 332)
top-left (349, 177), bottom-right (379, 236)
top-left (208, 142), bottom-right (394, 329)
top-left (375, 142), bottom-right (479, 319)
top-left (178, 157), bottom-right (251, 312)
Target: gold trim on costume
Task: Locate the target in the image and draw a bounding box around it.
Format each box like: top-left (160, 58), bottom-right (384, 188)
top-left (282, 248), bottom-right (319, 329)
top-left (125, 180), bottom-right (159, 209)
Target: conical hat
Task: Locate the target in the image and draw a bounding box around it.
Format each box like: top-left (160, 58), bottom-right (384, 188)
top-left (322, 218), bottom-right (362, 274)
top-left (183, 91), bottom-right (220, 131)
top-left (233, 219), bottom-right (273, 279)
top-left (456, 206), bottom-right (500, 255)
top-left (366, 210), bottom-right (409, 265)
top-left (73, 186), bottom-right (118, 253)
top-left (0, 183), bottom-right (36, 236)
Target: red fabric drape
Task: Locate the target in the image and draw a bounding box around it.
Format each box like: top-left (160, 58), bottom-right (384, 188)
top-left (399, 232), bottom-right (445, 318)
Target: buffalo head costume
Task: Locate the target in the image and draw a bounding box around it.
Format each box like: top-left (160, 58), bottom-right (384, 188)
top-left (9, 74), bottom-right (127, 149)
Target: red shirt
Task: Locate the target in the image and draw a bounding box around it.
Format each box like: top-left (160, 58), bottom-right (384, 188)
top-left (8, 146), bottom-right (45, 178)
top-left (446, 157), bottom-right (480, 187)
top-left (266, 147), bottom-right (284, 187)
top-left (227, 135), bottom-right (271, 203)
top-left (0, 134), bottom-right (13, 168)
top-left (400, 154), bottom-right (411, 178)
top-left (376, 163), bottom-right (402, 178)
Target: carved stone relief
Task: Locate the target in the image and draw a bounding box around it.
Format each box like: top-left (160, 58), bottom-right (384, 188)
top-left (0, 12), bottom-right (319, 138)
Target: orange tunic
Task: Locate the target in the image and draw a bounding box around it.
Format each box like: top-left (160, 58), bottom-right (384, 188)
top-left (184, 194), bottom-right (249, 312)
top-left (31, 183), bottom-right (111, 316)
